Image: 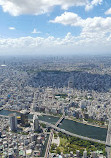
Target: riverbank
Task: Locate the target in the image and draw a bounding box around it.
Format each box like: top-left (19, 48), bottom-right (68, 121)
top-left (4, 109), bottom-right (107, 129)
top-left (0, 109), bottom-right (107, 141)
top-left (5, 108), bottom-right (21, 113)
top-left (65, 116), bottom-right (107, 129)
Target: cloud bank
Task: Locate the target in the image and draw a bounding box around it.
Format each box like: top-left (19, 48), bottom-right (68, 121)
top-left (0, 30), bottom-right (111, 55)
top-left (0, 0), bottom-right (102, 16)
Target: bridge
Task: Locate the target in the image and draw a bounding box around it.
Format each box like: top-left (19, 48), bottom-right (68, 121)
top-left (106, 119), bottom-right (111, 158)
top-left (0, 112), bottom-right (110, 157)
top-left (44, 115), bottom-right (65, 158)
top-left (40, 120), bottom-right (109, 146)
top-left (55, 115), bottom-right (65, 127)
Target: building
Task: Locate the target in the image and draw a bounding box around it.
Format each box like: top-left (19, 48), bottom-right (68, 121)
top-left (9, 113), bottom-right (17, 131)
top-left (91, 151), bottom-right (97, 158)
top-left (21, 111), bottom-right (29, 127)
top-left (76, 150), bottom-right (80, 158)
top-left (83, 150), bottom-right (87, 158)
top-left (33, 115), bottom-right (39, 132)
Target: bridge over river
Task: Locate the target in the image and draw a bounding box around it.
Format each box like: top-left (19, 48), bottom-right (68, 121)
top-left (0, 112), bottom-right (110, 157)
top-left (40, 120), bottom-right (109, 146)
top-left (44, 114), bottom-right (111, 158)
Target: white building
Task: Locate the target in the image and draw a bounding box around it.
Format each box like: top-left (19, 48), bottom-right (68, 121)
top-left (33, 115), bottom-right (39, 132)
top-left (83, 150), bottom-right (87, 158)
top-left (9, 113), bottom-right (17, 131)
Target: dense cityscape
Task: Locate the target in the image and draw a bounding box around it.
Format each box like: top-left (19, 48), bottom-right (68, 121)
top-left (0, 0), bottom-right (111, 157)
top-left (0, 56), bottom-right (110, 158)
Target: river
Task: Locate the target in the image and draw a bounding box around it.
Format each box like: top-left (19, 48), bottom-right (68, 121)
top-left (0, 110), bottom-right (107, 141)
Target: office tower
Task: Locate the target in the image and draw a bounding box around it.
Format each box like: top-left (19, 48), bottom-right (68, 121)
top-left (9, 113), bottom-right (17, 131)
top-left (33, 115), bottom-right (39, 132)
top-left (21, 111), bottom-right (29, 127)
top-left (83, 150), bottom-right (87, 158)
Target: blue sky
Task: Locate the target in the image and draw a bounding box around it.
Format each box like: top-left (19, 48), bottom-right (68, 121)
top-left (0, 0), bottom-right (111, 55)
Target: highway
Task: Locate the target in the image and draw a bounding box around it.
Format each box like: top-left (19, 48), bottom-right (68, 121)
top-left (44, 129), bottom-right (54, 158)
top-left (106, 119), bottom-right (111, 158)
top-left (0, 112), bottom-right (110, 157)
top-left (0, 114), bottom-right (109, 146)
top-left (44, 115), bottom-right (65, 158)
top-left (39, 120), bottom-right (110, 146)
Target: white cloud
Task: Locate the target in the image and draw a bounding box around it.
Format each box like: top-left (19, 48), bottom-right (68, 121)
top-left (85, 0), bottom-right (103, 11)
top-left (105, 8), bottom-right (111, 15)
top-left (50, 12), bottom-right (111, 33)
top-left (0, 0), bottom-right (101, 16)
top-left (32, 28), bottom-right (41, 34)
top-left (50, 12), bottom-right (82, 26)
top-left (0, 31), bottom-right (111, 55)
top-left (9, 27), bottom-right (15, 30)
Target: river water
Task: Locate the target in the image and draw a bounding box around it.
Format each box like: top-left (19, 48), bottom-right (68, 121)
top-left (0, 110), bottom-right (107, 141)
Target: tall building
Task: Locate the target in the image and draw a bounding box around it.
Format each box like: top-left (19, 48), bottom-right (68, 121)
top-left (21, 111), bottom-right (29, 127)
top-left (33, 115), bottom-right (39, 132)
top-left (9, 113), bottom-right (17, 131)
top-left (83, 150), bottom-right (87, 158)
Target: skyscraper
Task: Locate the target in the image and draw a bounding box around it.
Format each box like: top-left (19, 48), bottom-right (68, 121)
top-left (21, 111), bottom-right (29, 127)
top-left (33, 115), bottom-right (39, 132)
top-left (9, 113), bottom-right (17, 131)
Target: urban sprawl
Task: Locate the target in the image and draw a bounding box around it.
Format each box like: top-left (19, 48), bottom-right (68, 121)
top-left (0, 56), bottom-right (111, 158)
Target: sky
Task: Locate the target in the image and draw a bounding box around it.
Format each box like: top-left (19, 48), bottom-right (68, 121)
top-left (0, 0), bottom-right (111, 56)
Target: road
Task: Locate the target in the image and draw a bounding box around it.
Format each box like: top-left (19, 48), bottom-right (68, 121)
top-left (44, 115), bottom-right (65, 158)
top-left (106, 119), bottom-right (111, 158)
top-left (39, 120), bottom-right (109, 146)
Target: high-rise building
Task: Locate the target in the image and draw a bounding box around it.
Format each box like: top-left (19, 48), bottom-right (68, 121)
top-left (9, 113), bottom-right (17, 131)
top-left (33, 115), bottom-right (39, 132)
top-left (21, 111), bottom-right (29, 127)
top-left (83, 150), bottom-right (87, 158)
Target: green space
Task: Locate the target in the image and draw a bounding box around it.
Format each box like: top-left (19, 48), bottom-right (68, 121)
top-left (50, 133), bottom-right (106, 156)
top-left (84, 118), bottom-right (106, 126)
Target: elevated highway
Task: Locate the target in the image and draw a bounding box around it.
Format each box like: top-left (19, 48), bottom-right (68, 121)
top-left (44, 115), bottom-right (65, 158)
top-left (40, 120), bottom-right (109, 146)
top-left (106, 119), bottom-right (111, 158)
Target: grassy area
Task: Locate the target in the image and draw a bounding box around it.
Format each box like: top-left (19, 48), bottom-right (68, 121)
top-left (50, 133), bottom-right (106, 156)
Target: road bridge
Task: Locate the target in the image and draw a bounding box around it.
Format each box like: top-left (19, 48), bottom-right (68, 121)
top-left (55, 115), bottom-right (65, 127)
